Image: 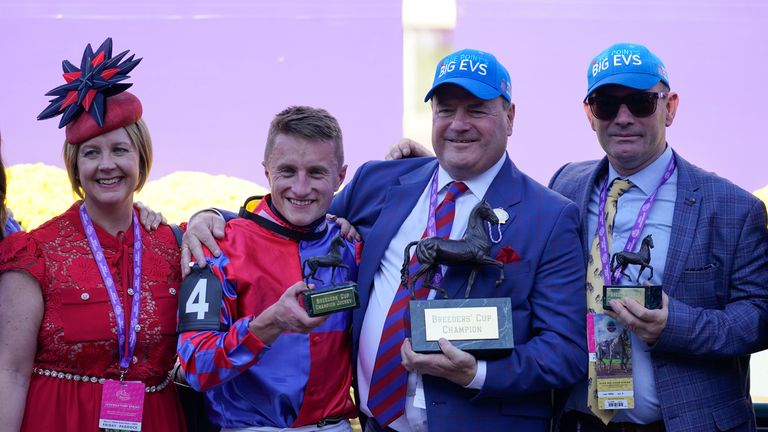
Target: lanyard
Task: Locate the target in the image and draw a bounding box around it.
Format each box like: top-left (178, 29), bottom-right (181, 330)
top-left (597, 155), bottom-right (676, 285)
top-left (79, 204), bottom-right (143, 375)
top-left (425, 169), bottom-right (441, 238)
top-left (421, 170), bottom-right (443, 286)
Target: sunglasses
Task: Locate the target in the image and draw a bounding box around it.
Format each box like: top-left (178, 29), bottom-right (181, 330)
top-left (587, 92), bottom-right (668, 120)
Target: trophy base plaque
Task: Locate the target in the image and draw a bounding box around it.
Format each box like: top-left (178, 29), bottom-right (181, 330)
top-left (302, 283), bottom-right (360, 317)
top-left (409, 297), bottom-right (513, 358)
top-left (603, 285), bottom-right (662, 311)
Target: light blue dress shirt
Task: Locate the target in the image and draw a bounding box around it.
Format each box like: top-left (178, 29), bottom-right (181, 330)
top-left (566, 146), bottom-right (677, 424)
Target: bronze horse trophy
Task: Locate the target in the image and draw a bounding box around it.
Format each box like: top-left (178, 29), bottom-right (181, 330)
top-left (300, 235), bottom-right (359, 317)
top-left (610, 234), bottom-right (654, 283)
top-left (401, 199), bottom-right (505, 298)
top-left (302, 235), bottom-right (349, 285)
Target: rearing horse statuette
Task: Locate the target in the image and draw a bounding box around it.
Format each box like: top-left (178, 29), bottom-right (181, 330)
top-left (401, 200), bottom-right (505, 298)
top-left (303, 235), bottom-right (349, 285)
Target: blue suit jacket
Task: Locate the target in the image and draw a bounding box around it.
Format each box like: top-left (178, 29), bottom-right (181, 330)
top-left (330, 155), bottom-right (587, 431)
top-left (549, 150), bottom-right (768, 432)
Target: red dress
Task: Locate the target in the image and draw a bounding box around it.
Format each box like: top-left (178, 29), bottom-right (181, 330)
top-left (0, 203), bottom-right (186, 432)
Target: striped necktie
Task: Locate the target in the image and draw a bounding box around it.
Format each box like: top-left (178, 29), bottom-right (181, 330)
top-left (587, 178), bottom-right (634, 424)
top-left (367, 181), bottom-right (469, 427)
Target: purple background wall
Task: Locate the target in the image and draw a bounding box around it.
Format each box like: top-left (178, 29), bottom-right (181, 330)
top-left (452, 0), bottom-right (767, 191)
top-left (1, 0), bottom-right (766, 192)
top-left (0, 0), bottom-right (402, 184)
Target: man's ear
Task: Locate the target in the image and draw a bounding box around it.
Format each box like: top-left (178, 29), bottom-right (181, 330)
top-left (664, 92), bottom-right (679, 127)
top-left (336, 164), bottom-right (348, 191)
top-left (583, 102), bottom-right (597, 131)
top-left (262, 160), bottom-right (272, 187)
top-left (505, 102), bottom-right (516, 136)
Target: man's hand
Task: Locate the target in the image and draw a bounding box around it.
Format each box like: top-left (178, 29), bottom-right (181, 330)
top-left (385, 138), bottom-right (433, 161)
top-left (606, 292), bottom-right (669, 344)
top-left (181, 211), bottom-right (226, 277)
top-left (134, 201), bottom-right (167, 231)
top-left (248, 282), bottom-right (329, 345)
top-left (326, 214), bottom-right (361, 242)
top-left (400, 338), bottom-right (477, 387)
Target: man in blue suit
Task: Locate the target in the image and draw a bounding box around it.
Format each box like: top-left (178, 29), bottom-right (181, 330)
top-left (552, 43), bottom-right (768, 432)
top-left (329, 49), bottom-right (586, 431)
top-left (183, 49), bottom-right (587, 431)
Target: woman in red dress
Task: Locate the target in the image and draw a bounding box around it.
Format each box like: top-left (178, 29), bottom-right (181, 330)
top-left (0, 38), bottom-right (186, 432)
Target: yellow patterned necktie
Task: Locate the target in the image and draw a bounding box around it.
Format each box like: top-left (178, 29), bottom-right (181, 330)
top-left (586, 178), bottom-right (634, 424)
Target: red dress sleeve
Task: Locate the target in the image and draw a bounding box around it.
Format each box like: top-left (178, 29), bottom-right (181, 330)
top-left (0, 231), bottom-right (47, 287)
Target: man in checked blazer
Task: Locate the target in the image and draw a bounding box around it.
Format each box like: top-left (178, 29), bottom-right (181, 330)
top-left (551, 43), bottom-right (768, 432)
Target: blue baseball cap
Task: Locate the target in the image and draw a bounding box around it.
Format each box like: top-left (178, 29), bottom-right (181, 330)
top-left (585, 43), bottom-right (670, 100)
top-left (424, 48), bottom-right (512, 102)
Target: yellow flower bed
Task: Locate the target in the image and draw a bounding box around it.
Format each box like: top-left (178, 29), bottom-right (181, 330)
top-left (6, 163), bottom-right (78, 230)
top-left (136, 171), bottom-right (268, 225)
top-left (6, 163), bottom-right (267, 230)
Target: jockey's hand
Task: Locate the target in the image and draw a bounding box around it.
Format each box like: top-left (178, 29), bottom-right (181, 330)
top-left (181, 210), bottom-right (226, 277)
top-left (385, 138), bottom-right (433, 160)
top-left (135, 201), bottom-right (167, 231)
top-left (248, 282), bottom-right (329, 345)
top-left (606, 292), bottom-right (669, 344)
top-left (400, 338), bottom-right (477, 387)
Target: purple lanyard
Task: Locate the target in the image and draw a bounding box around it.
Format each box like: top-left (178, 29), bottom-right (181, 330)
top-left (597, 155), bottom-right (676, 285)
top-left (422, 170), bottom-right (443, 285)
top-left (425, 170), bottom-right (441, 237)
top-left (79, 204), bottom-right (143, 374)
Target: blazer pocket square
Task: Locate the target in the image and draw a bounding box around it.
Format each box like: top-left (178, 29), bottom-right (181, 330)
top-left (684, 262), bottom-right (719, 272)
top-left (496, 246), bottom-right (522, 264)
top-left (355, 241), bottom-right (364, 265)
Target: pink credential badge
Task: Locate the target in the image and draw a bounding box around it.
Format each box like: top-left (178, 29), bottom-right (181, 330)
top-left (99, 380), bottom-right (145, 431)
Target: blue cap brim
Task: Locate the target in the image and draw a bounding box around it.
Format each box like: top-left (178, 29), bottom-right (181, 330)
top-left (424, 78), bottom-right (506, 102)
top-left (585, 73), bottom-right (667, 100)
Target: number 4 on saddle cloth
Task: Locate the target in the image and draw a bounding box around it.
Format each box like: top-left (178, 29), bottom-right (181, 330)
top-left (178, 264), bottom-right (225, 332)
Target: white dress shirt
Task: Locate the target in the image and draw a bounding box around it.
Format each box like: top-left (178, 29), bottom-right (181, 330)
top-left (357, 155), bottom-right (506, 432)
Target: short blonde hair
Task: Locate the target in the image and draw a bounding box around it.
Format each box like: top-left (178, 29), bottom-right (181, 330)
top-left (265, 106), bottom-right (344, 169)
top-left (62, 119), bottom-right (153, 199)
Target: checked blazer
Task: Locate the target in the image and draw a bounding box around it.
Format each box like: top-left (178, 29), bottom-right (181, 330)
top-left (549, 149), bottom-right (768, 432)
top-left (330, 154), bottom-right (587, 431)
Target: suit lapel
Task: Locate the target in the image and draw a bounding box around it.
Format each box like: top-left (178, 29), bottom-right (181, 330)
top-left (442, 156), bottom-right (521, 299)
top-left (358, 160), bottom-right (438, 294)
top-left (662, 152), bottom-right (700, 296)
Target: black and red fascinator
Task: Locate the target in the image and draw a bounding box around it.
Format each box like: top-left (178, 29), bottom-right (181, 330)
top-left (37, 37), bottom-right (143, 145)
